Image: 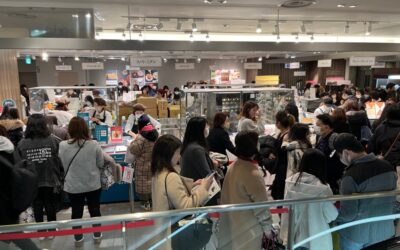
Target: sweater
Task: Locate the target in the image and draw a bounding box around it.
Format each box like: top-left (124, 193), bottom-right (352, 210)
top-left (59, 140), bottom-right (104, 194)
top-left (336, 153), bottom-right (396, 245)
top-left (237, 117), bottom-right (265, 135)
top-left (15, 135), bottom-right (63, 188)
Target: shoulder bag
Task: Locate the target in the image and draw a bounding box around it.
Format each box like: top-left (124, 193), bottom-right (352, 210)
top-left (164, 173), bottom-right (213, 250)
top-left (62, 140), bottom-right (86, 183)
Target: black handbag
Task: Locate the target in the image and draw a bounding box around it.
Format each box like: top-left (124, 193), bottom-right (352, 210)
top-left (165, 173), bottom-right (213, 250)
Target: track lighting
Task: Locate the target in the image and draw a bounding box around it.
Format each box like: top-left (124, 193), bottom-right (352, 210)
top-left (138, 32), bottom-right (144, 41)
top-left (192, 22), bottom-right (198, 32)
top-left (256, 23), bottom-right (262, 33)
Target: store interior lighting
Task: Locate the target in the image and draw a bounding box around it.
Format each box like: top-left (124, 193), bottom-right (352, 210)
top-left (256, 23), bottom-right (262, 33)
top-left (189, 33), bottom-right (194, 42)
top-left (337, 4), bottom-right (345, 7)
top-left (74, 56), bottom-right (79, 61)
top-left (41, 52), bottom-right (48, 61)
top-left (72, 14), bottom-right (79, 19)
top-left (258, 56), bottom-right (262, 61)
top-left (295, 34), bottom-right (299, 43)
top-left (206, 33), bottom-right (210, 43)
top-left (192, 22), bottom-right (198, 32)
top-left (138, 32), bottom-right (144, 41)
top-left (85, 13), bottom-right (91, 19)
top-left (163, 58), bottom-right (168, 63)
top-left (121, 57), bottom-right (125, 61)
top-left (121, 32), bottom-right (127, 41)
top-left (196, 57), bottom-right (202, 63)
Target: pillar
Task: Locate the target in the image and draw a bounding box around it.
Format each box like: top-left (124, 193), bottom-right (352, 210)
top-left (0, 50), bottom-right (22, 116)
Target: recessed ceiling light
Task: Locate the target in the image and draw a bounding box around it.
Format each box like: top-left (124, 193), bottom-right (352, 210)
top-left (72, 14), bottom-right (79, 18)
top-left (337, 4), bottom-right (345, 7)
top-left (74, 56), bottom-right (80, 61)
top-left (348, 4), bottom-right (357, 8)
top-left (197, 57), bottom-right (202, 63)
top-left (256, 23), bottom-right (262, 33)
top-left (192, 22), bottom-right (198, 32)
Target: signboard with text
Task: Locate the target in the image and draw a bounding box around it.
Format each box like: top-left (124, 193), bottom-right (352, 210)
top-left (175, 63), bottom-right (195, 70)
top-left (244, 62), bottom-right (262, 69)
top-left (318, 59), bottom-right (332, 68)
top-left (56, 65), bottom-right (72, 71)
top-left (349, 57), bottom-right (376, 66)
top-left (82, 62), bottom-right (104, 70)
top-left (130, 57), bottom-right (162, 67)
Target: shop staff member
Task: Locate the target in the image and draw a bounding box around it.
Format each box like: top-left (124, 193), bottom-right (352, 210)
top-left (90, 98), bottom-right (113, 127)
top-left (124, 103), bottom-right (161, 138)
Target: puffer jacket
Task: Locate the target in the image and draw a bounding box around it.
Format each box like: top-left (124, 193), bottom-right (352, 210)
top-left (286, 141), bottom-right (311, 179)
top-left (0, 119), bottom-right (24, 147)
top-left (346, 110), bottom-right (371, 141)
top-left (368, 118), bottom-right (400, 168)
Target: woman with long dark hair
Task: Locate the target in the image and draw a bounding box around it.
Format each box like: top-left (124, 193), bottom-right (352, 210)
top-left (281, 149), bottom-right (338, 250)
top-left (181, 117), bottom-right (218, 205)
top-left (15, 114), bottom-right (63, 235)
top-left (207, 112), bottom-right (236, 156)
top-left (331, 108), bottom-right (350, 134)
top-left (286, 123), bottom-right (312, 178)
top-left (59, 117), bottom-right (104, 247)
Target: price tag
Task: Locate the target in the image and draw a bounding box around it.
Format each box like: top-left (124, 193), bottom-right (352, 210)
top-left (122, 167), bottom-right (134, 183)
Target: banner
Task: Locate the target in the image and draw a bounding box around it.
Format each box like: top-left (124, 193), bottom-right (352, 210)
top-left (175, 63), bottom-right (195, 70)
top-left (244, 63), bottom-right (262, 69)
top-left (55, 65), bottom-right (72, 71)
top-left (130, 57), bottom-right (162, 67)
top-left (318, 59), bottom-right (332, 68)
top-left (105, 70), bottom-right (119, 85)
top-left (294, 71), bottom-right (306, 77)
top-left (82, 62), bottom-right (104, 70)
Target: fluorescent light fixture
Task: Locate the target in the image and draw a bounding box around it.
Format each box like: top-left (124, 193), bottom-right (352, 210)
top-left (258, 56), bottom-right (262, 61)
top-left (192, 22), bottom-right (198, 32)
top-left (276, 35), bottom-right (281, 43)
top-left (256, 23), bottom-right (262, 33)
top-left (42, 52), bottom-right (49, 61)
top-left (196, 57), bottom-right (202, 63)
top-left (190, 33), bottom-right (194, 42)
top-left (348, 4), bottom-right (357, 8)
top-left (337, 4), bottom-right (345, 7)
top-left (138, 32), bottom-right (144, 41)
top-left (290, 55), bottom-right (296, 59)
top-left (85, 13), bottom-right (91, 19)
top-left (74, 56), bottom-right (80, 61)
top-left (206, 33), bottom-right (210, 43)
top-left (163, 58), bottom-right (168, 63)
top-left (121, 57), bottom-right (126, 61)
top-left (72, 14), bottom-right (79, 18)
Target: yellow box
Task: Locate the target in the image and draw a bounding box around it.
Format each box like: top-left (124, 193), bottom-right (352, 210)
top-left (169, 105), bottom-right (181, 118)
top-left (137, 97), bottom-right (157, 109)
top-left (158, 110), bottom-right (168, 118)
top-left (157, 99), bottom-right (168, 111)
top-left (256, 75), bottom-right (280, 85)
top-left (146, 108), bottom-right (158, 118)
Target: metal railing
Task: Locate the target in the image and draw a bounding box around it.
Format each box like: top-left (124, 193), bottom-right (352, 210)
top-left (1, 190), bottom-right (399, 249)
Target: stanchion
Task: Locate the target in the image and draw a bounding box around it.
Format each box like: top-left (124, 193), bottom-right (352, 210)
top-left (287, 205), bottom-right (295, 250)
top-left (129, 182), bottom-right (135, 213)
top-left (122, 221), bottom-right (127, 250)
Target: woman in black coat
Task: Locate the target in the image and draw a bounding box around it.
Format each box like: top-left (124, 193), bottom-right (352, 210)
top-left (207, 112), bottom-right (236, 157)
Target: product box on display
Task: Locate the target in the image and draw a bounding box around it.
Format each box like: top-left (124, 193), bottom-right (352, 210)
top-left (169, 105), bottom-right (181, 118)
top-left (158, 110), bottom-right (168, 118)
top-left (110, 126), bottom-right (123, 143)
top-left (137, 97), bottom-right (157, 109)
top-left (93, 125), bottom-right (109, 144)
top-left (146, 108), bottom-right (158, 118)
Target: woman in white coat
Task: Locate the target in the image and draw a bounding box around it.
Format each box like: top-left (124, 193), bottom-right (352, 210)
top-left (281, 149), bottom-right (338, 250)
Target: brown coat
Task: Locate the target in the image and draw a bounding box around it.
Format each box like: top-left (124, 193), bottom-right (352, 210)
top-left (129, 134), bottom-right (155, 196)
top-left (218, 159), bottom-right (272, 250)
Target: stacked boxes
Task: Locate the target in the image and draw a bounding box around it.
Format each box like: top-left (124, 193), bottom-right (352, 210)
top-left (137, 97), bottom-right (158, 118)
top-left (157, 99), bottom-right (168, 118)
top-left (168, 105), bottom-right (181, 118)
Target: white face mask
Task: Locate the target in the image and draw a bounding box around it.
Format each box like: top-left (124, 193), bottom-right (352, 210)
top-left (135, 114), bottom-right (143, 120)
top-left (340, 151), bottom-right (352, 166)
top-left (314, 125), bottom-right (321, 136)
top-left (86, 101), bottom-right (92, 107)
top-left (204, 127), bottom-right (210, 138)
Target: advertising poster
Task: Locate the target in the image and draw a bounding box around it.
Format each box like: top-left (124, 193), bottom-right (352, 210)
top-left (145, 70), bottom-right (158, 84)
top-left (93, 125), bottom-right (109, 144)
top-left (119, 69), bottom-right (131, 87)
top-left (105, 70), bottom-right (118, 85)
top-left (110, 126), bottom-right (123, 143)
top-left (211, 69), bottom-right (241, 85)
top-left (131, 70), bottom-right (145, 89)
top-left (365, 101), bottom-right (385, 120)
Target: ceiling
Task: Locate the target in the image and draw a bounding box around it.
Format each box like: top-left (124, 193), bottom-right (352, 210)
top-left (1, 0), bottom-right (400, 42)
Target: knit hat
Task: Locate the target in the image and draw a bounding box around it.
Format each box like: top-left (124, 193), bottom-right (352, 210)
top-left (138, 114), bottom-right (151, 131)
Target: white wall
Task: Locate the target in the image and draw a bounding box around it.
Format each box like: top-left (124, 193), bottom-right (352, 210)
top-left (33, 58), bottom-right (246, 89)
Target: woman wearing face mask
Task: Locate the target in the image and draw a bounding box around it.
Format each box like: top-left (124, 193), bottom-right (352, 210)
top-left (124, 104), bottom-right (161, 138)
top-left (172, 87), bottom-right (181, 105)
top-left (207, 112), bottom-right (236, 157)
top-left (181, 117), bottom-right (219, 206)
top-left (151, 134), bottom-right (213, 250)
top-left (90, 98), bottom-right (113, 127)
top-left (238, 101), bottom-right (265, 135)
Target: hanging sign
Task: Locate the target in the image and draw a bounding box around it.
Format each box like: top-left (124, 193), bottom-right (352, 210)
top-left (371, 62), bottom-right (386, 68)
top-left (56, 65), bottom-right (72, 71)
top-left (255, 75), bottom-right (279, 85)
top-left (82, 62), bottom-right (104, 70)
top-left (349, 57), bottom-right (376, 66)
top-left (130, 57), bottom-right (162, 67)
top-left (294, 71), bottom-right (306, 77)
top-left (175, 63), bottom-right (195, 70)
top-left (244, 63), bottom-right (262, 69)
top-left (318, 59), bottom-right (332, 68)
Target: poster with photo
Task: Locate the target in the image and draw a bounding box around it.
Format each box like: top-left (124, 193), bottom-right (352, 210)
top-left (105, 70), bottom-right (119, 85)
top-left (145, 70), bottom-right (158, 84)
top-left (210, 69), bottom-right (241, 85)
top-left (119, 69), bottom-right (131, 87)
top-left (131, 70), bottom-right (145, 89)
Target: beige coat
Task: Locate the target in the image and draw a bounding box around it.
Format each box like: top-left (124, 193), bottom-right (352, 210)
top-left (129, 134), bottom-right (155, 197)
top-left (218, 159), bottom-right (272, 250)
top-left (140, 170), bottom-right (209, 250)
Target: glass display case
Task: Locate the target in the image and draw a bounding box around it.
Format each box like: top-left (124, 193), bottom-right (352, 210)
top-left (28, 86), bottom-right (119, 124)
top-left (183, 87), bottom-right (295, 131)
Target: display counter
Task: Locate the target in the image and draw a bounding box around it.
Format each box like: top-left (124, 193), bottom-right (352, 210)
top-left (183, 87), bottom-right (295, 132)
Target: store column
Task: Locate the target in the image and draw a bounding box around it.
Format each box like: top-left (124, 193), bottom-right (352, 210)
top-left (0, 50), bottom-right (22, 115)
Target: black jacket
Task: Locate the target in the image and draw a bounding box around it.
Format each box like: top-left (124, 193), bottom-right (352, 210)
top-left (207, 127), bottom-right (236, 156)
top-left (180, 143), bottom-right (218, 205)
top-left (368, 118), bottom-right (400, 168)
top-left (0, 119), bottom-right (24, 147)
top-left (333, 119), bottom-right (350, 134)
top-left (270, 132), bottom-right (288, 200)
top-left (346, 111), bottom-right (371, 141)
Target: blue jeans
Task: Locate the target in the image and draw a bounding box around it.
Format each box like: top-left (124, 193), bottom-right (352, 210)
top-left (340, 236), bottom-right (372, 250)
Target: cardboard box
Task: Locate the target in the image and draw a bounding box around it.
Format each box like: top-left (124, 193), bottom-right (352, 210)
top-left (158, 110), bottom-right (168, 118)
top-left (157, 99), bottom-right (168, 111)
top-left (146, 108), bottom-right (158, 118)
top-left (118, 105), bottom-right (133, 125)
top-left (169, 105), bottom-right (181, 118)
top-left (137, 97), bottom-right (157, 109)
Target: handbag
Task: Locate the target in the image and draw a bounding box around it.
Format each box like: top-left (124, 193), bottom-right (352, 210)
top-left (165, 173), bottom-right (213, 250)
top-left (101, 161), bottom-right (115, 190)
top-left (262, 231), bottom-right (286, 250)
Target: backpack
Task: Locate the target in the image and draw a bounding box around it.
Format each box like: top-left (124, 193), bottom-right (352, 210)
top-left (0, 155), bottom-right (38, 213)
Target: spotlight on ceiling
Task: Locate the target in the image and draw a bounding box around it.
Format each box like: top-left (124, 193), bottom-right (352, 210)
top-left (190, 33), bottom-right (194, 42)
top-left (196, 57), bottom-right (202, 63)
top-left (348, 4), bottom-right (357, 8)
top-left (256, 22), bottom-right (262, 33)
top-left (337, 4), bottom-right (345, 7)
top-left (138, 32), bottom-right (144, 41)
top-left (258, 56), bottom-right (262, 62)
top-left (345, 22), bottom-right (350, 34)
top-left (192, 22), bottom-right (198, 32)
top-left (42, 52), bottom-right (49, 61)
top-left (206, 33), bottom-right (210, 43)
top-left (365, 22), bottom-right (372, 35)
top-left (121, 57), bottom-right (126, 61)
top-left (85, 13), bottom-right (91, 19)
top-left (74, 56), bottom-right (80, 61)
top-left (163, 58), bottom-right (168, 63)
